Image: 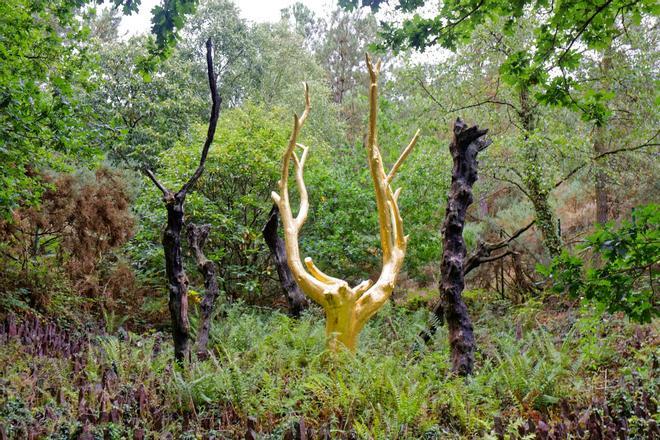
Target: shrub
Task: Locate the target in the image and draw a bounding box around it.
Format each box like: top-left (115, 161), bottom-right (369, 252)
top-left (0, 168), bottom-right (134, 315)
top-left (539, 203), bottom-right (659, 323)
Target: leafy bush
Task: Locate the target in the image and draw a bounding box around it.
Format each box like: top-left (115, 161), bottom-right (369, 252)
top-left (540, 203), bottom-right (659, 323)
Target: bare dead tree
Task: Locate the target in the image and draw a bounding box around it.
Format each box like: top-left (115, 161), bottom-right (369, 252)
top-left (271, 55), bottom-right (420, 351)
top-left (186, 223), bottom-right (219, 359)
top-left (417, 118), bottom-right (491, 376)
top-left (463, 220), bottom-right (535, 276)
top-left (144, 39), bottom-right (221, 362)
top-left (262, 204), bottom-right (308, 317)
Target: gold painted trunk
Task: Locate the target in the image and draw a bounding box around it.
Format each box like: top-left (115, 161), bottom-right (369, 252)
top-left (325, 300), bottom-right (361, 351)
top-left (271, 55), bottom-right (417, 353)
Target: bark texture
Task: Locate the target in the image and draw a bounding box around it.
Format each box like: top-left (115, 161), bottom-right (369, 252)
top-left (163, 194), bottom-right (191, 361)
top-left (519, 87), bottom-right (562, 257)
top-left (262, 205), bottom-right (308, 317)
top-left (438, 118), bottom-right (491, 376)
top-left (419, 220), bottom-right (534, 345)
top-left (144, 39), bottom-right (221, 362)
top-left (187, 223), bottom-right (219, 358)
top-left (594, 48), bottom-right (612, 225)
top-left (527, 182), bottom-right (562, 257)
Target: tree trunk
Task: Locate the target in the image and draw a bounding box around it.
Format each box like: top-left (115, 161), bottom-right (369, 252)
top-left (436, 118), bottom-right (491, 376)
top-left (144, 39), bottom-right (221, 363)
top-left (163, 194), bottom-right (191, 362)
top-left (595, 165), bottom-right (608, 224)
top-left (418, 221), bottom-right (534, 345)
top-left (324, 293), bottom-right (362, 351)
top-left (187, 223), bottom-right (219, 359)
top-left (594, 48), bottom-right (612, 224)
top-left (527, 178), bottom-right (562, 257)
top-left (519, 86), bottom-right (562, 257)
top-left (262, 205), bottom-right (308, 317)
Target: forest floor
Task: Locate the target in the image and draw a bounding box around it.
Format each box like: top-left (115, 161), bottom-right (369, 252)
top-left (0, 291), bottom-right (658, 439)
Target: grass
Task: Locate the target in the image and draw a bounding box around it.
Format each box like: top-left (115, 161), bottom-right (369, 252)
top-left (0, 292), bottom-right (657, 438)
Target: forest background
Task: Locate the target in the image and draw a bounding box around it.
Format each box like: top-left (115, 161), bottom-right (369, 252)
top-left (0, 0), bottom-right (658, 438)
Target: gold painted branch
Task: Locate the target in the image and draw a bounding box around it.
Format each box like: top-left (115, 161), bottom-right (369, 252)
top-left (271, 55), bottom-right (419, 351)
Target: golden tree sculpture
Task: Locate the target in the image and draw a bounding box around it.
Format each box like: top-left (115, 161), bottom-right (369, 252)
top-left (271, 55), bottom-right (420, 351)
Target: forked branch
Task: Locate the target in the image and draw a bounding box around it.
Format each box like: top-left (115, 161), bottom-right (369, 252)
top-left (142, 38), bottom-right (222, 362)
top-left (463, 220), bottom-right (535, 276)
top-left (145, 38), bottom-right (221, 199)
top-left (271, 55), bottom-right (420, 351)
top-left (180, 38), bottom-right (222, 196)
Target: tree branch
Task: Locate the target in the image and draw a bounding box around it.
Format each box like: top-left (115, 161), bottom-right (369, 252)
top-left (387, 129), bottom-right (420, 183)
top-left (180, 38), bottom-right (222, 196)
top-left (417, 76), bottom-right (519, 114)
top-left (144, 168), bottom-right (169, 197)
top-left (186, 223), bottom-right (220, 359)
top-left (554, 131), bottom-right (659, 189)
top-left (463, 220), bottom-right (535, 276)
top-left (426, 0), bottom-right (486, 48)
top-left (486, 172), bottom-right (531, 198)
top-left (552, 0), bottom-right (615, 70)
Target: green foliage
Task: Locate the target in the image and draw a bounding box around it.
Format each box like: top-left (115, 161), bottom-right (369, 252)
top-left (179, 0), bottom-right (258, 106)
top-left (1, 3), bottom-right (659, 438)
top-left (248, 21), bottom-right (345, 147)
top-left (131, 103), bottom-right (299, 299)
top-left (488, 330), bottom-right (584, 411)
top-left (91, 37), bottom-right (203, 171)
top-left (301, 155), bottom-right (380, 282)
top-left (0, 0), bottom-right (100, 212)
top-left (150, 0), bottom-right (198, 55)
top-left (0, 0), bottom-right (203, 213)
top-left (1, 300), bottom-right (655, 437)
top-left (540, 203), bottom-right (659, 323)
top-left (344, 0), bottom-right (659, 125)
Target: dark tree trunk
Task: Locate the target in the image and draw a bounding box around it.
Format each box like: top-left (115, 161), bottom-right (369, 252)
top-left (144, 39), bottom-right (221, 362)
top-left (435, 118), bottom-right (491, 376)
top-left (262, 204), bottom-right (308, 317)
top-left (163, 194), bottom-right (191, 362)
top-left (418, 221), bottom-right (534, 346)
top-left (187, 223), bottom-right (219, 359)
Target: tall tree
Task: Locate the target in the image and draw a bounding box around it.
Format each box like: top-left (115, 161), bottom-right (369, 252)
top-left (144, 39), bottom-right (220, 362)
top-left (280, 1), bottom-right (321, 46)
top-left (315, 8), bottom-right (378, 143)
top-left (593, 48), bottom-right (613, 225)
top-left (436, 118), bottom-right (491, 375)
top-left (90, 36), bottom-right (203, 171)
top-left (575, 24), bottom-right (659, 224)
top-left (316, 9), bottom-right (377, 105)
top-left (0, 0), bottom-right (100, 213)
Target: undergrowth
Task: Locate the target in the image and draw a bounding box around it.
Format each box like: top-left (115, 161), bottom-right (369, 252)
top-left (0, 296), bottom-right (657, 438)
